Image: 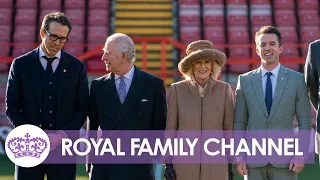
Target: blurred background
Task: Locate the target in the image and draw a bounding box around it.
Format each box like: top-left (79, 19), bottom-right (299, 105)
top-left (0, 0), bottom-right (319, 179)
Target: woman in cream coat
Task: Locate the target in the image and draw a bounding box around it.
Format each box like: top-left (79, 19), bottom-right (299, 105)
top-left (164, 40), bottom-right (235, 180)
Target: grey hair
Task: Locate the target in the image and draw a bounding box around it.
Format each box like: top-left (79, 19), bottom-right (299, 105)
top-left (107, 33), bottom-right (136, 62)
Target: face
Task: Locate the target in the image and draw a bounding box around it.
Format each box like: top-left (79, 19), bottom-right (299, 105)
top-left (193, 59), bottom-right (212, 82)
top-left (101, 40), bottom-right (125, 74)
top-left (40, 22), bottom-right (69, 57)
top-left (256, 33), bottom-right (283, 66)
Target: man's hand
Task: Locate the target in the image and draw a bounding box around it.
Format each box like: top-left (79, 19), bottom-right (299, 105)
top-left (289, 156), bottom-right (305, 173)
top-left (164, 164), bottom-right (176, 180)
top-left (48, 133), bottom-right (63, 151)
top-left (235, 158), bottom-right (248, 176)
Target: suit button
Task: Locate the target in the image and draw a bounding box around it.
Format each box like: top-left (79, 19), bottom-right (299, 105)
top-left (39, 124), bottom-right (42, 128)
top-left (138, 112), bottom-right (142, 117)
top-left (49, 82), bottom-right (52, 85)
top-left (49, 96), bottom-right (52, 99)
top-left (49, 110), bottom-right (52, 113)
top-left (268, 124), bottom-right (272, 128)
top-left (39, 109), bottom-right (42, 112)
top-left (49, 124), bottom-right (52, 127)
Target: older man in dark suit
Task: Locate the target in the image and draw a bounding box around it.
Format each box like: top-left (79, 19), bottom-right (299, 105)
top-left (6, 12), bottom-right (89, 180)
top-left (86, 33), bottom-right (167, 180)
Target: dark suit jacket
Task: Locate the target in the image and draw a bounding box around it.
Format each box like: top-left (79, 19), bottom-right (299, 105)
top-left (6, 47), bottom-right (89, 130)
top-left (88, 67), bottom-right (167, 180)
top-left (305, 40), bottom-right (320, 133)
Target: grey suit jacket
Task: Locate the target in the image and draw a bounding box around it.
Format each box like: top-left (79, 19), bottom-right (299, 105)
top-left (234, 65), bottom-right (312, 168)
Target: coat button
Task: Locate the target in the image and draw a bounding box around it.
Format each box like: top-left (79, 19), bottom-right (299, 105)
top-left (39, 109), bottom-right (41, 112)
top-left (49, 96), bottom-right (52, 99)
top-left (138, 112), bottom-right (142, 117)
top-left (268, 124), bottom-right (272, 128)
top-left (49, 110), bottom-right (52, 113)
top-left (49, 124), bottom-right (52, 127)
top-left (39, 124), bottom-right (42, 128)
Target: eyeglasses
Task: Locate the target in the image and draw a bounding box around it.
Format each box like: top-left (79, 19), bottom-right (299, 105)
top-left (44, 29), bottom-right (68, 43)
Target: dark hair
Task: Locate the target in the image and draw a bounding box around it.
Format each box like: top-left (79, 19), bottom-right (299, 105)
top-left (255, 25), bottom-right (282, 46)
top-left (41, 12), bottom-right (72, 36)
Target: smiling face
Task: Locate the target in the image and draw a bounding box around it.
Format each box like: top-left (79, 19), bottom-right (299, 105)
top-left (40, 22), bottom-right (69, 57)
top-left (256, 33), bottom-right (283, 67)
top-left (193, 59), bottom-right (212, 83)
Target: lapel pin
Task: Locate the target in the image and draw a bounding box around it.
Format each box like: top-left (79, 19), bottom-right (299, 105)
top-left (281, 77), bottom-right (283, 80)
top-left (63, 69), bottom-right (66, 73)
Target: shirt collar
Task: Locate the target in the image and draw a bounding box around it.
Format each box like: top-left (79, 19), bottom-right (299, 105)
top-left (39, 45), bottom-right (61, 59)
top-left (115, 65), bottom-right (135, 80)
top-left (261, 63), bottom-right (280, 77)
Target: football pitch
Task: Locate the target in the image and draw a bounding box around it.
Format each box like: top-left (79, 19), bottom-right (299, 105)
top-left (0, 155), bottom-right (319, 180)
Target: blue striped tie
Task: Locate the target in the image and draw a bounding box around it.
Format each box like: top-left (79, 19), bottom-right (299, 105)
top-left (118, 76), bottom-right (126, 104)
top-left (265, 72), bottom-right (273, 115)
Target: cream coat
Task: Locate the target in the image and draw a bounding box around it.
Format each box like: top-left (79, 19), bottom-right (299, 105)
top-left (166, 78), bottom-right (235, 180)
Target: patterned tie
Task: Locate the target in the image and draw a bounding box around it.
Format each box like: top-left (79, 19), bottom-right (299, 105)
top-left (265, 72), bottom-right (273, 115)
top-left (42, 56), bottom-right (56, 74)
top-left (118, 76), bottom-right (127, 104)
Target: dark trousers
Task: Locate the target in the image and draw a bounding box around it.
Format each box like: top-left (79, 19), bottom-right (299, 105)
top-left (15, 164), bottom-right (76, 180)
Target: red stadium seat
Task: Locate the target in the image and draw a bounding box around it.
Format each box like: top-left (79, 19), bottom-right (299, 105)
top-left (180, 26), bottom-right (201, 44)
top-left (204, 26), bottom-right (225, 44)
top-left (0, 45), bottom-right (10, 57)
top-left (229, 48), bottom-right (251, 58)
top-left (0, 8), bottom-right (12, 25)
top-left (179, 6), bottom-right (200, 25)
top-left (64, 0), bottom-right (85, 9)
top-left (15, 8), bottom-right (37, 25)
top-left (40, 0), bottom-right (61, 9)
top-left (281, 47), bottom-right (299, 59)
top-left (277, 26), bottom-right (298, 43)
top-left (65, 9), bottom-right (85, 25)
top-left (179, 0), bottom-right (199, 5)
top-left (0, 25), bottom-right (11, 42)
top-left (13, 45), bottom-right (34, 57)
top-left (228, 26), bottom-right (249, 44)
top-left (227, 0), bottom-right (247, 7)
top-left (67, 26), bottom-right (84, 43)
top-left (250, 0), bottom-right (271, 8)
top-left (251, 9), bottom-right (272, 25)
top-left (16, 0), bottom-right (37, 8)
top-left (89, 0), bottom-right (109, 9)
top-left (227, 9), bottom-right (248, 25)
top-left (203, 8), bottom-right (224, 25)
top-left (14, 25), bottom-right (36, 42)
top-left (0, 0), bottom-right (13, 8)
top-left (86, 59), bottom-right (105, 72)
top-left (63, 44), bottom-right (83, 57)
top-left (274, 0), bottom-right (295, 9)
top-left (88, 9), bottom-right (109, 25)
top-left (299, 9), bottom-right (319, 25)
top-left (298, 0), bottom-right (319, 9)
top-left (87, 26), bottom-right (109, 43)
top-left (274, 9), bottom-right (296, 25)
top-left (251, 25), bottom-right (262, 41)
top-left (203, 0), bottom-right (223, 7)
top-left (300, 25), bottom-right (320, 43)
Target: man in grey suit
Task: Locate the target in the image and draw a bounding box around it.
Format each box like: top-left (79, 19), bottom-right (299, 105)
top-left (304, 40), bottom-right (320, 160)
top-left (234, 25), bottom-right (312, 180)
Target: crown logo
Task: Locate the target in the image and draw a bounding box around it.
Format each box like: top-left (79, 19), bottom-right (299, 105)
top-left (7, 133), bottom-right (48, 159)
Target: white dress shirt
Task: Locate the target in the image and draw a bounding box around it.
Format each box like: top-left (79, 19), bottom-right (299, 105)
top-left (114, 66), bottom-right (135, 94)
top-left (261, 63), bottom-right (280, 98)
top-left (39, 46), bottom-right (61, 72)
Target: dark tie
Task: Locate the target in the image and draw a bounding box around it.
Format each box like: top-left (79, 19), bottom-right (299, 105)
top-left (265, 72), bottom-right (273, 115)
top-left (42, 56), bottom-right (56, 74)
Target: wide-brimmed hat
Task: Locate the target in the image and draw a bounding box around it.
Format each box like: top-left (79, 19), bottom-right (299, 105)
top-left (178, 40), bottom-right (226, 79)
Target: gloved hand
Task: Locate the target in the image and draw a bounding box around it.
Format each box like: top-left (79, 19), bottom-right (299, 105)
top-left (164, 164), bottom-right (176, 180)
top-left (228, 164), bottom-right (235, 180)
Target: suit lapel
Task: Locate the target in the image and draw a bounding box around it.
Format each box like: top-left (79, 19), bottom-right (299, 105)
top-left (113, 67), bottom-right (147, 128)
top-left (57, 51), bottom-right (69, 104)
top-left (30, 48), bottom-right (42, 106)
top-left (103, 73), bottom-right (121, 108)
top-left (268, 65), bottom-right (288, 120)
top-left (252, 68), bottom-right (269, 118)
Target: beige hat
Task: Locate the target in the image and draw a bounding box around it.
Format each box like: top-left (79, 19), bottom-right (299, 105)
top-left (178, 40), bottom-right (226, 79)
